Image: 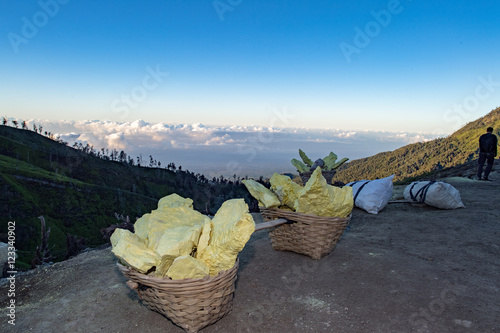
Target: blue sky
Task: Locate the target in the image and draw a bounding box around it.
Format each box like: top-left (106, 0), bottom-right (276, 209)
top-left (2, 0), bottom-right (499, 131)
top-left (1, 1), bottom-right (500, 176)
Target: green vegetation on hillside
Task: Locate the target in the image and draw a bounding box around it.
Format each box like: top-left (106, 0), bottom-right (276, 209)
top-left (0, 125), bottom-right (257, 269)
top-left (2, 107), bottom-right (499, 269)
top-left (333, 107), bottom-right (500, 184)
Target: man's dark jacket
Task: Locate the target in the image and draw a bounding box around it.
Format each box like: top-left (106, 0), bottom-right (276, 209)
top-left (479, 132), bottom-right (498, 156)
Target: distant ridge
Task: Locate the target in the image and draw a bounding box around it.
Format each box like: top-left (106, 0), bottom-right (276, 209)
top-left (333, 107), bottom-right (500, 184)
top-left (0, 125), bottom-right (254, 268)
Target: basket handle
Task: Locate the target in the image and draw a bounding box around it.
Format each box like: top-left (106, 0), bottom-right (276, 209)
top-left (254, 218), bottom-right (288, 231)
top-left (126, 280), bottom-right (139, 290)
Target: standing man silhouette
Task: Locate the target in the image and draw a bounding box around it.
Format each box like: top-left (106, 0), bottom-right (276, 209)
top-left (477, 127), bottom-right (498, 181)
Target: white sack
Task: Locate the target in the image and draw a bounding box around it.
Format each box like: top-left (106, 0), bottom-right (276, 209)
top-left (347, 175), bottom-right (394, 214)
top-left (403, 181), bottom-right (465, 209)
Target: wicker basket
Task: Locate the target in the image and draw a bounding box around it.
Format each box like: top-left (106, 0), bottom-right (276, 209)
top-left (299, 170), bottom-right (336, 185)
top-left (117, 259), bottom-right (239, 333)
top-left (261, 208), bottom-right (350, 260)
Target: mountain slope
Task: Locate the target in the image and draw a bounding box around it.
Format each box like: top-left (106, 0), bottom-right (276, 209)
top-left (333, 107), bottom-right (500, 184)
top-left (0, 126), bottom-right (255, 268)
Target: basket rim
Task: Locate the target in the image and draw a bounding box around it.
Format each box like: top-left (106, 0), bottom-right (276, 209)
top-left (117, 258), bottom-right (239, 288)
top-left (260, 207), bottom-right (351, 224)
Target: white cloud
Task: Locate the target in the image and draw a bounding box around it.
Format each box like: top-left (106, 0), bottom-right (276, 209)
top-left (204, 134), bottom-right (235, 146)
top-left (22, 119), bottom-right (444, 178)
top-left (106, 132), bottom-right (126, 149)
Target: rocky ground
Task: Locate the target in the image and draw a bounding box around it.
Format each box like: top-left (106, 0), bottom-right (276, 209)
top-left (1, 164), bottom-right (499, 333)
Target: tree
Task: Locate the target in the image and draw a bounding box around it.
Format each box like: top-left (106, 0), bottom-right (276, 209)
top-left (119, 150), bottom-right (127, 162)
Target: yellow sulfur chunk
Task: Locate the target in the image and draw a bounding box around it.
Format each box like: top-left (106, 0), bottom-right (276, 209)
top-left (270, 173), bottom-right (303, 210)
top-left (110, 227), bottom-right (131, 249)
top-left (157, 193), bottom-right (194, 209)
top-left (135, 206), bottom-right (209, 249)
top-left (295, 167), bottom-right (353, 218)
top-left (133, 213), bottom-right (151, 240)
top-left (195, 219), bottom-right (212, 259)
top-left (326, 184), bottom-right (354, 218)
top-left (138, 219), bottom-right (169, 250)
top-left (110, 229), bottom-right (160, 273)
top-left (154, 224), bottom-right (202, 257)
top-left (292, 174), bottom-right (303, 186)
top-left (112, 193), bottom-right (256, 280)
top-left (198, 199), bottom-right (255, 275)
top-left (242, 179), bottom-right (280, 208)
top-left (153, 206), bottom-right (208, 228)
top-left (154, 254), bottom-right (177, 277)
top-left (166, 255), bottom-right (210, 280)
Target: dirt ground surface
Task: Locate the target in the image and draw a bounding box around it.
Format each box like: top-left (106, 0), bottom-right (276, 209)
top-left (1, 166), bottom-right (499, 333)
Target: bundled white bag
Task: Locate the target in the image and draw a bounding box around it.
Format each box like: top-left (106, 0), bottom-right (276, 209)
top-left (403, 181), bottom-right (465, 209)
top-left (347, 175), bottom-right (394, 214)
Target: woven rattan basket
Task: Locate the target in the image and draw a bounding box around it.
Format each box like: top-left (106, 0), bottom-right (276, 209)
top-left (299, 170), bottom-right (336, 185)
top-left (260, 208), bottom-right (350, 260)
top-left (117, 259), bottom-right (239, 333)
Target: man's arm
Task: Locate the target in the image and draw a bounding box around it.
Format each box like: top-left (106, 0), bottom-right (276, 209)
top-left (495, 135), bottom-right (498, 157)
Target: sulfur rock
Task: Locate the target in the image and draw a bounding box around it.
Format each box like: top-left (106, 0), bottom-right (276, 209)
top-left (155, 254), bottom-right (177, 277)
top-left (295, 167), bottom-right (353, 218)
top-left (195, 219), bottom-right (212, 259)
top-left (112, 193), bottom-right (255, 280)
top-left (157, 193), bottom-right (194, 209)
top-left (198, 199), bottom-right (255, 275)
top-left (135, 206), bottom-right (209, 249)
top-left (270, 173), bottom-right (303, 210)
top-left (242, 179), bottom-right (280, 208)
top-left (154, 224), bottom-right (202, 258)
top-left (133, 213), bottom-right (151, 240)
top-left (326, 184), bottom-right (354, 218)
top-left (111, 228), bottom-right (160, 273)
top-left (166, 255), bottom-right (210, 280)
top-left (136, 219), bottom-right (169, 250)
